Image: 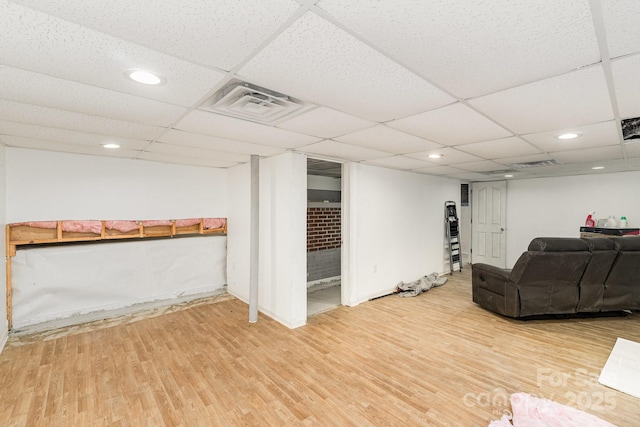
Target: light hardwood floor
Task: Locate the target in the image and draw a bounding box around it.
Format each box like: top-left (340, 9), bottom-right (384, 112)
top-left (1, 269), bottom-right (639, 426)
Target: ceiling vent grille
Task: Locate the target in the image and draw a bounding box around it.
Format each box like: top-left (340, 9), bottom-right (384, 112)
top-left (200, 80), bottom-right (314, 125)
top-left (507, 159), bottom-right (559, 169)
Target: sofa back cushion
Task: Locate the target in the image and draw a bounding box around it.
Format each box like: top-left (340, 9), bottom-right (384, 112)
top-left (602, 236), bottom-right (640, 311)
top-left (511, 238), bottom-right (591, 316)
top-left (577, 238), bottom-right (617, 312)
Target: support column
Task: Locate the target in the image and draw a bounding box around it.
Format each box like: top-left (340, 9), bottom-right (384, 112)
top-left (249, 155), bottom-right (259, 323)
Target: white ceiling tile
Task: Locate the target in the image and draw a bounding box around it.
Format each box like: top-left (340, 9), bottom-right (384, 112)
top-left (158, 130), bottom-right (285, 157)
top-left (550, 145), bottom-right (624, 164)
top-left (137, 151), bottom-right (238, 169)
top-left (601, 1), bottom-right (640, 58)
top-left (334, 125), bottom-right (441, 154)
top-left (0, 99), bottom-right (167, 140)
top-left (0, 66), bottom-right (186, 127)
top-left (628, 157), bottom-right (640, 169)
top-left (455, 137), bottom-right (541, 159)
top-left (0, 135), bottom-right (142, 159)
top-left (364, 155), bottom-right (435, 170)
top-left (469, 66), bottom-right (613, 134)
top-left (318, 0), bottom-right (600, 98)
top-left (238, 12), bottom-right (454, 122)
top-left (0, 121), bottom-right (151, 151)
top-left (175, 110), bottom-right (320, 148)
top-left (521, 121), bottom-right (621, 152)
top-left (454, 160), bottom-right (510, 172)
top-left (144, 142), bottom-right (250, 164)
top-left (277, 107), bottom-right (375, 138)
top-left (1, 2), bottom-right (227, 107)
top-left (408, 147), bottom-right (483, 165)
top-left (297, 140), bottom-right (389, 162)
top-left (611, 55), bottom-right (640, 120)
top-left (11, 0), bottom-right (300, 71)
top-left (388, 103), bottom-right (512, 146)
top-left (412, 165), bottom-right (467, 175)
top-left (624, 142), bottom-right (640, 158)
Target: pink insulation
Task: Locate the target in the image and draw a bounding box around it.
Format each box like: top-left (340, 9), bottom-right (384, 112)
top-left (203, 218), bottom-right (226, 230)
top-left (10, 218), bottom-right (226, 235)
top-left (175, 218), bottom-right (201, 228)
top-left (61, 220), bottom-right (102, 234)
top-left (141, 220), bottom-right (173, 227)
top-left (104, 221), bottom-right (140, 233)
top-left (12, 221), bottom-right (58, 229)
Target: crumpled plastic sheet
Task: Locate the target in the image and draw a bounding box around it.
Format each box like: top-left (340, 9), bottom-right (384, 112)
top-left (488, 393), bottom-right (617, 427)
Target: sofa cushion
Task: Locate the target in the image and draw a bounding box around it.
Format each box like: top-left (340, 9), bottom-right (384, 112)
top-left (528, 237), bottom-right (590, 252)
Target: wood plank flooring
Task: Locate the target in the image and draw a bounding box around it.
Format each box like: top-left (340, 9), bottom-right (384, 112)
top-left (1, 269), bottom-right (639, 426)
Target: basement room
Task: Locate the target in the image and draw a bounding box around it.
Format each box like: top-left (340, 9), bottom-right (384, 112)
top-left (1, 1), bottom-right (639, 425)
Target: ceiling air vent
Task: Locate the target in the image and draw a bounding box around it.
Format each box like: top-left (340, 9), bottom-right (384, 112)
top-left (507, 159), bottom-right (559, 169)
top-left (622, 117), bottom-right (640, 142)
top-left (200, 80), bottom-right (314, 125)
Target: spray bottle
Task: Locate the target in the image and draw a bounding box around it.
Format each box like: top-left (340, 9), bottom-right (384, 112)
top-left (585, 211), bottom-right (596, 227)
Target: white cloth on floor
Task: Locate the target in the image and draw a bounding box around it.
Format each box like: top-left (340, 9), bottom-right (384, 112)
top-left (395, 273), bottom-right (447, 297)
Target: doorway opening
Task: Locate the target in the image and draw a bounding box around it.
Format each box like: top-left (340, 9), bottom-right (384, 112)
top-left (306, 158), bottom-right (342, 316)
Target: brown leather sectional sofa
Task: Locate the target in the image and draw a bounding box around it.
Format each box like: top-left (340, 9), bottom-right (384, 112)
top-left (472, 236), bottom-right (640, 318)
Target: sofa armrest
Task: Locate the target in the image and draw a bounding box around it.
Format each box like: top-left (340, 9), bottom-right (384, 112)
top-left (472, 263), bottom-right (519, 317)
top-left (472, 263), bottom-right (512, 281)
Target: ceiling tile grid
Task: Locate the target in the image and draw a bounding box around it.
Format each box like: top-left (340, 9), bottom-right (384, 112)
top-left (237, 11), bottom-right (455, 122)
top-left (1, 2), bottom-right (227, 107)
top-left (317, 0), bottom-right (601, 98)
top-left (10, 0), bottom-right (301, 71)
top-left (0, 0), bottom-right (637, 180)
top-left (334, 125), bottom-right (442, 154)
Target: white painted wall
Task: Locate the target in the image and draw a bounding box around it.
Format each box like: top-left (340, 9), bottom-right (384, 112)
top-left (345, 163), bottom-right (460, 304)
top-left (6, 148), bottom-right (226, 221)
top-left (226, 152), bottom-right (307, 328)
top-left (505, 171), bottom-right (640, 267)
top-left (6, 148), bottom-right (228, 328)
top-left (0, 145), bottom-right (8, 350)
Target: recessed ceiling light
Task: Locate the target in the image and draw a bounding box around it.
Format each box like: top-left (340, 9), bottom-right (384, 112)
top-left (103, 143), bottom-right (120, 149)
top-left (504, 174), bottom-right (514, 178)
top-left (428, 154), bottom-right (443, 159)
top-left (557, 133), bottom-right (579, 140)
top-left (592, 166), bottom-right (604, 170)
top-left (125, 69), bottom-right (164, 85)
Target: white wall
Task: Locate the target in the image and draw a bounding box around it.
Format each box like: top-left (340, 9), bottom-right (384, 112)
top-left (506, 171), bottom-right (640, 267)
top-left (345, 163), bottom-right (460, 304)
top-left (0, 145), bottom-right (7, 350)
top-left (6, 148), bottom-right (228, 328)
top-left (6, 148), bottom-right (226, 221)
top-left (226, 152), bottom-right (307, 328)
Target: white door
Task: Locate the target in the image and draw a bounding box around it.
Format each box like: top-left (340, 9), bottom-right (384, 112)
top-left (471, 181), bottom-right (507, 267)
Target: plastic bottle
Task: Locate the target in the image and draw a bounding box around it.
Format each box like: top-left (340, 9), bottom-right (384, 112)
top-left (585, 212), bottom-right (595, 227)
top-left (620, 216), bottom-right (627, 228)
top-left (605, 216), bottom-right (617, 228)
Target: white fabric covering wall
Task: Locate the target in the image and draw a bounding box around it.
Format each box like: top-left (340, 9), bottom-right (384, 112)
top-left (345, 163), bottom-right (460, 304)
top-left (506, 171), bottom-right (640, 267)
top-left (6, 148), bottom-right (228, 328)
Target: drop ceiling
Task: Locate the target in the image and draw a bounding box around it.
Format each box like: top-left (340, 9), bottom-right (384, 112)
top-left (1, 0), bottom-right (639, 181)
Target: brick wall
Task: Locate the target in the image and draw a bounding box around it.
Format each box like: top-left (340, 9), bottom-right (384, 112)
top-left (307, 207), bottom-right (341, 252)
